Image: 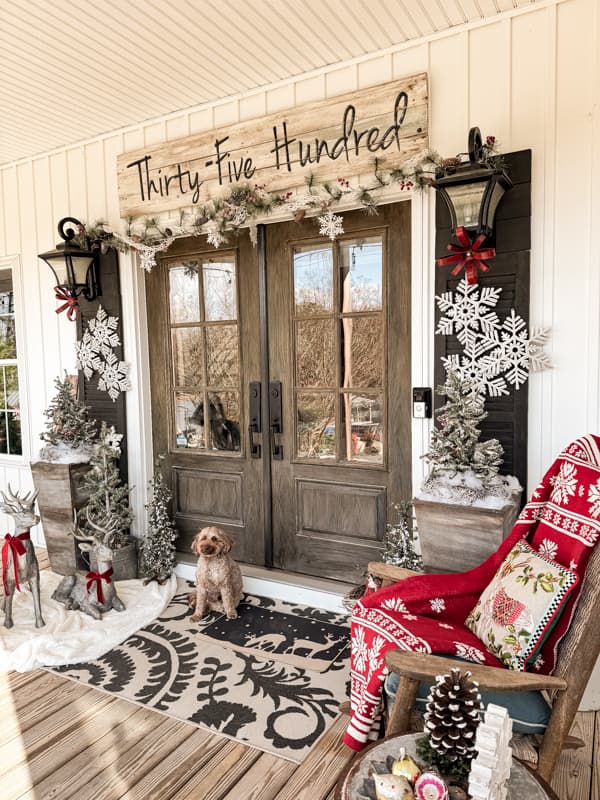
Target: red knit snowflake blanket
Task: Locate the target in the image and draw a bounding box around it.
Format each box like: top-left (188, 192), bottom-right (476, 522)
top-left (344, 434), bottom-right (600, 751)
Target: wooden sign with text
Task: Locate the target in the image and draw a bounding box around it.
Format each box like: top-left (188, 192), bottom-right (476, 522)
top-left (117, 73), bottom-right (428, 218)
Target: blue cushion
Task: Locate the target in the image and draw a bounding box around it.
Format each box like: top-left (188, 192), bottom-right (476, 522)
top-left (384, 670), bottom-right (551, 735)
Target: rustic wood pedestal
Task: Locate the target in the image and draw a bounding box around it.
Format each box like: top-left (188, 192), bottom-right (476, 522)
top-left (30, 460), bottom-right (91, 575)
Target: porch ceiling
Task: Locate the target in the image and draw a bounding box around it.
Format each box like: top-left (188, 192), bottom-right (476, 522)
top-left (1, 0), bottom-right (541, 166)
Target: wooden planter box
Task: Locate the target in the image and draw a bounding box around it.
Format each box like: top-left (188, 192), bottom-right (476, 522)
top-left (414, 492), bottom-right (522, 573)
top-left (30, 460), bottom-right (92, 575)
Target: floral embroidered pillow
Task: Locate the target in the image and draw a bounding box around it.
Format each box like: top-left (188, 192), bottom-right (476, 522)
top-left (465, 539), bottom-right (578, 671)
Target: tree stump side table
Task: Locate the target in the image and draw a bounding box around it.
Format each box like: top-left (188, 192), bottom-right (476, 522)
top-left (334, 733), bottom-right (558, 800)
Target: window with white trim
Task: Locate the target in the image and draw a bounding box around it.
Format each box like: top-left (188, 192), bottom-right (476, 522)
top-left (0, 268), bottom-right (21, 455)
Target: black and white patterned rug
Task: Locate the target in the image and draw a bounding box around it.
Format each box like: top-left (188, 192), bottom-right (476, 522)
top-left (52, 583), bottom-right (350, 763)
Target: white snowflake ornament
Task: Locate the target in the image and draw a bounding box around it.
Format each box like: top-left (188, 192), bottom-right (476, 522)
top-left (205, 221), bottom-right (227, 249)
top-left (103, 425), bottom-right (123, 453)
top-left (96, 352), bottom-right (131, 402)
top-left (120, 234), bottom-right (175, 272)
top-left (75, 331), bottom-right (98, 379)
top-left (436, 279), bottom-right (551, 397)
top-left (87, 306), bottom-right (121, 354)
top-left (318, 210), bottom-right (344, 241)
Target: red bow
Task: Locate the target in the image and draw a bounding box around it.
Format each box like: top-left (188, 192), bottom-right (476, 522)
top-left (437, 226), bottom-right (496, 285)
top-left (54, 287), bottom-right (80, 321)
top-left (86, 568), bottom-right (113, 604)
top-left (2, 532), bottom-right (30, 595)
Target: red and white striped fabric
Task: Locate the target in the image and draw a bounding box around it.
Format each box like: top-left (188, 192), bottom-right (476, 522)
top-left (344, 434), bottom-right (600, 751)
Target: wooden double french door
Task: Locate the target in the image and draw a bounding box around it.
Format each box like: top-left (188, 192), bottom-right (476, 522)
top-left (147, 203), bottom-right (411, 583)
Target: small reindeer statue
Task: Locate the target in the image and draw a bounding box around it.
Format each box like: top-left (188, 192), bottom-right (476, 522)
top-left (52, 510), bottom-right (126, 620)
top-left (1, 485), bottom-right (45, 629)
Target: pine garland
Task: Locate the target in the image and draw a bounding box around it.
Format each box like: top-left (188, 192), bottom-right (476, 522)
top-left (79, 421), bottom-right (132, 549)
top-left (139, 457), bottom-right (178, 584)
top-left (71, 136), bottom-right (502, 270)
top-left (40, 372), bottom-right (97, 451)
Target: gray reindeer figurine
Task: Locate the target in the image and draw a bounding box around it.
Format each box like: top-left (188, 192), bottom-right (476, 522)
top-left (0, 485), bottom-right (45, 629)
top-left (52, 510), bottom-right (126, 619)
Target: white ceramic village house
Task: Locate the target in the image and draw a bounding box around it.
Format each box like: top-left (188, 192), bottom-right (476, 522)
top-left (0, 0), bottom-right (598, 714)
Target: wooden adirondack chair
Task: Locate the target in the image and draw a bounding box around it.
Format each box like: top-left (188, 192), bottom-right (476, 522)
top-left (368, 544), bottom-right (600, 783)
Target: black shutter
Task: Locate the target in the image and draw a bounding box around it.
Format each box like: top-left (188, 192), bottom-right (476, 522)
top-left (434, 150), bottom-right (532, 491)
top-left (76, 247), bottom-right (128, 482)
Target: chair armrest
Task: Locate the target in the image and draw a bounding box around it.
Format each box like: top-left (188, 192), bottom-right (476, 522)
top-left (385, 651), bottom-right (568, 693)
top-left (367, 561), bottom-right (421, 585)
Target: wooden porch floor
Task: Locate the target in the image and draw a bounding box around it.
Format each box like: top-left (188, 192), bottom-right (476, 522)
top-left (2, 550), bottom-right (598, 799)
top-left (2, 665), bottom-right (598, 799)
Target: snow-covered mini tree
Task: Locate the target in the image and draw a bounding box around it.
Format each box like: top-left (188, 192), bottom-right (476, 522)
top-left (79, 421), bottom-right (132, 549)
top-left (39, 372), bottom-right (97, 462)
top-left (382, 501), bottom-right (423, 571)
top-left (419, 370), bottom-right (519, 507)
top-left (139, 458), bottom-right (178, 584)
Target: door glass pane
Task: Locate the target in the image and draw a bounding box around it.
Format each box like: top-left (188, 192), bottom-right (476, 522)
top-left (206, 325), bottom-right (240, 387)
top-left (207, 391), bottom-right (241, 451)
top-left (341, 315), bottom-right (383, 389)
top-left (203, 258), bottom-right (237, 321)
top-left (169, 264), bottom-right (200, 323)
top-left (295, 319), bottom-right (335, 388)
top-left (342, 394), bottom-right (384, 464)
top-left (172, 328), bottom-right (203, 387)
top-left (296, 392), bottom-right (335, 459)
top-left (340, 238), bottom-right (383, 312)
top-left (174, 392), bottom-right (205, 449)
top-left (294, 245), bottom-right (333, 315)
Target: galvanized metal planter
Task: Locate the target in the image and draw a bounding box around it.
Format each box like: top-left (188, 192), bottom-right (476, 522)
top-left (413, 492), bottom-right (522, 573)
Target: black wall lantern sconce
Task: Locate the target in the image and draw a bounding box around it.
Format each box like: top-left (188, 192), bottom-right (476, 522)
top-left (434, 127), bottom-right (512, 285)
top-left (38, 217), bottom-right (101, 320)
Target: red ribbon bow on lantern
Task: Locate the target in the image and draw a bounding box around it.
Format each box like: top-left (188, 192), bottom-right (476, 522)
top-left (436, 226), bottom-right (496, 285)
top-left (54, 287), bottom-right (80, 321)
top-left (2, 532), bottom-right (30, 595)
top-left (86, 568), bottom-right (113, 605)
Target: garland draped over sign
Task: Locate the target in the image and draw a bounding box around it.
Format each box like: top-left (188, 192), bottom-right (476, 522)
top-left (75, 137), bottom-right (501, 272)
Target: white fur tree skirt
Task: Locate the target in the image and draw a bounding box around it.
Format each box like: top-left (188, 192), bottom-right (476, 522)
top-left (0, 570), bottom-right (177, 672)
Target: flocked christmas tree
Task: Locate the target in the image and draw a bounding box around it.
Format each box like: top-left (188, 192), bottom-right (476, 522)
top-left (381, 501), bottom-right (423, 571)
top-left (424, 370), bottom-right (503, 481)
top-left (419, 370), bottom-right (519, 506)
top-left (139, 457), bottom-right (178, 584)
top-left (40, 372), bottom-right (97, 460)
top-left (79, 421), bottom-right (132, 549)
top-left (417, 668), bottom-right (483, 779)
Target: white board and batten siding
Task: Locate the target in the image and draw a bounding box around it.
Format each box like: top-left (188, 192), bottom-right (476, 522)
top-left (0, 0), bottom-right (599, 695)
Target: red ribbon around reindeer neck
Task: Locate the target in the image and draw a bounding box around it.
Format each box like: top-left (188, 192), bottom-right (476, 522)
top-left (436, 226), bottom-right (496, 285)
top-left (54, 287), bottom-right (80, 321)
top-left (2, 532), bottom-right (30, 595)
top-left (86, 568), bottom-right (113, 604)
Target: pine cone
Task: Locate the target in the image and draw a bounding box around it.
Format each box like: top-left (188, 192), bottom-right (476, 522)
top-left (424, 668), bottom-right (482, 762)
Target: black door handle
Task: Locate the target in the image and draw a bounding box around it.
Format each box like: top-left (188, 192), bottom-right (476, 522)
top-left (269, 381), bottom-right (283, 460)
top-left (248, 382), bottom-right (261, 459)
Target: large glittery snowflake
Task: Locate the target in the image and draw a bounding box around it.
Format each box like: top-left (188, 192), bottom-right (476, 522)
top-left (75, 305), bottom-right (130, 402)
top-left (318, 210), bottom-right (344, 241)
top-left (436, 279), bottom-right (551, 397)
top-left (86, 307), bottom-right (120, 356)
top-left (96, 351), bottom-right (131, 402)
top-left (75, 333), bottom-right (98, 379)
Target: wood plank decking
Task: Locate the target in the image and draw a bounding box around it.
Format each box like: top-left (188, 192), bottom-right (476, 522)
top-left (1, 550), bottom-right (598, 799)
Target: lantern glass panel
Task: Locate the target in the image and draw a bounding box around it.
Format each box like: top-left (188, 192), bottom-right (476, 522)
top-left (69, 254), bottom-right (95, 286)
top-left (444, 182), bottom-right (487, 229)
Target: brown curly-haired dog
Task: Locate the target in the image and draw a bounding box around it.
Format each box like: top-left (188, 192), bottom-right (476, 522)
top-left (188, 526), bottom-right (243, 621)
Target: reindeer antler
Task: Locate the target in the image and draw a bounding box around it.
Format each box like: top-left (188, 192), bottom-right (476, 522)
top-left (0, 484), bottom-right (39, 514)
top-left (69, 508), bottom-right (96, 543)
